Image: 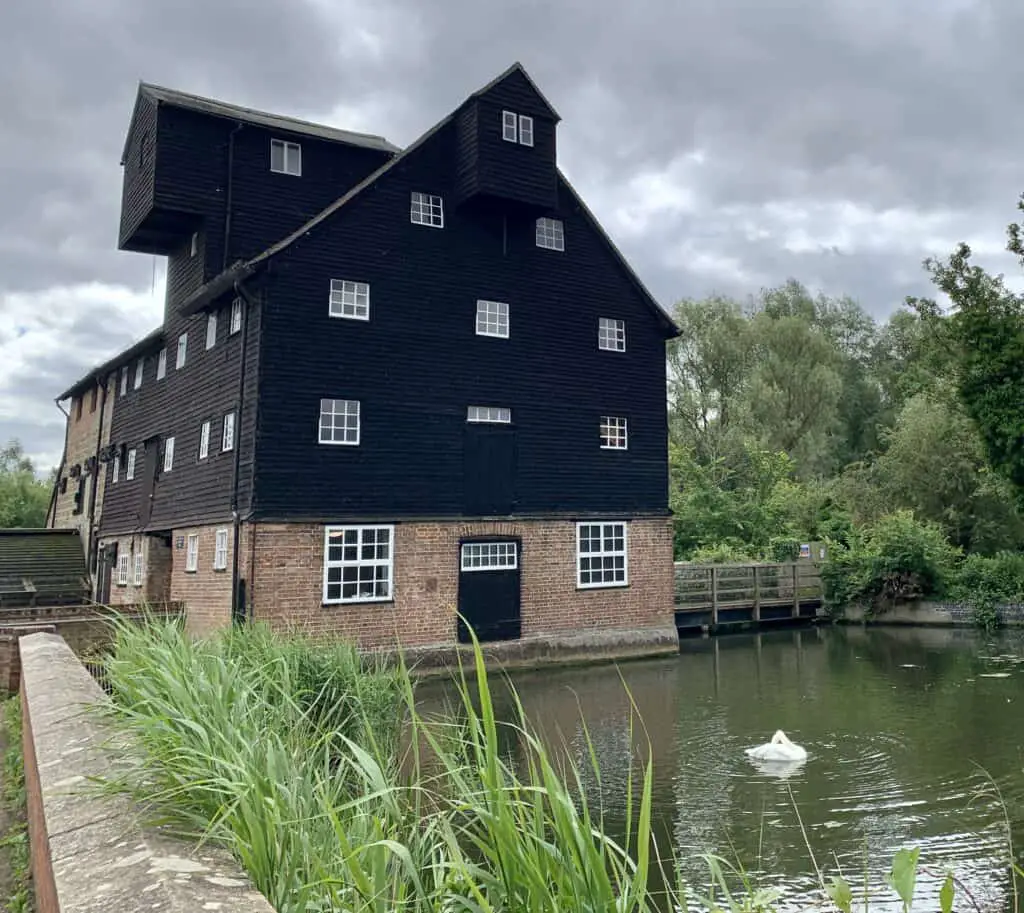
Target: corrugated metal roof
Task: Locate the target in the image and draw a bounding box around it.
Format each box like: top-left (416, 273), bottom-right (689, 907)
top-left (0, 529), bottom-right (90, 608)
top-left (139, 83), bottom-right (400, 154)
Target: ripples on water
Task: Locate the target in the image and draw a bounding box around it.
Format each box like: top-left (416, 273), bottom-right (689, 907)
top-left (425, 625), bottom-right (1024, 912)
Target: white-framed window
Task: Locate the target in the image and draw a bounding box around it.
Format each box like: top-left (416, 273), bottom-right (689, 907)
top-left (206, 312), bottom-right (217, 350)
top-left (133, 357), bottom-right (144, 390)
top-left (598, 318), bottom-right (626, 352)
top-left (190, 232), bottom-right (198, 257)
top-left (410, 192), bottom-right (444, 228)
top-left (116, 554), bottom-right (129, 586)
top-left (126, 448), bottom-right (137, 480)
top-left (323, 525), bottom-right (394, 604)
top-left (157, 348), bottom-right (167, 380)
top-left (185, 534), bottom-right (199, 573)
top-left (319, 399), bottom-right (359, 445)
top-left (213, 528), bottom-right (229, 570)
top-left (536, 217), bottom-right (565, 251)
top-left (111, 453), bottom-right (120, 484)
top-left (222, 412), bottom-right (236, 452)
top-left (461, 541), bottom-right (518, 571)
top-left (163, 436), bottom-right (175, 472)
top-left (133, 553), bottom-right (144, 586)
top-left (577, 522), bottom-right (628, 588)
top-left (600, 416), bottom-right (628, 450)
top-left (502, 110), bottom-right (518, 142)
top-left (270, 139), bottom-right (302, 176)
top-left (467, 406), bottom-right (511, 424)
top-left (475, 299), bottom-right (509, 338)
top-left (518, 115), bottom-right (534, 147)
top-left (199, 421), bottom-right (210, 460)
top-left (176, 332), bottom-right (188, 369)
top-left (119, 367), bottom-right (128, 397)
top-left (230, 297), bottom-right (243, 334)
top-left (329, 280), bottom-right (370, 321)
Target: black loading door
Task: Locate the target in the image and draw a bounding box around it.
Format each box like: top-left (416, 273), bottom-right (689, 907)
top-left (464, 424), bottom-right (516, 515)
top-left (457, 539), bottom-right (521, 643)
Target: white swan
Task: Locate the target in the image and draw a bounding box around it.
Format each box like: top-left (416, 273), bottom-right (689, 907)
top-left (745, 730), bottom-right (808, 763)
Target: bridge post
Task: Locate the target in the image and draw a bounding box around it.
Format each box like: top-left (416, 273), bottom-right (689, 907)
top-left (752, 565), bottom-right (761, 622)
top-left (792, 563), bottom-right (800, 618)
top-left (710, 566), bottom-right (719, 627)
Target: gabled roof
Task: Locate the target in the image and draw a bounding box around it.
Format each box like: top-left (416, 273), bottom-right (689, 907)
top-left (0, 529), bottom-right (90, 609)
top-left (57, 326), bottom-right (164, 402)
top-left (120, 82), bottom-right (400, 164)
top-left (470, 62), bottom-right (561, 122)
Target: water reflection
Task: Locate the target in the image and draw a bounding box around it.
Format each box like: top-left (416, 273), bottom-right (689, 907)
top-left (418, 625), bottom-right (1024, 912)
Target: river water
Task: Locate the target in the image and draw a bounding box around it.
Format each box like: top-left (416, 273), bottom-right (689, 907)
top-left (424, 624), bottom-right (1024, 911)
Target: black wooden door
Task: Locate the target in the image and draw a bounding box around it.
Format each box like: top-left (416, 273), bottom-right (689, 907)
top-left (464, 426), bottom-right (516, 515)
top-left (457, 540), bottom-right (521, 643)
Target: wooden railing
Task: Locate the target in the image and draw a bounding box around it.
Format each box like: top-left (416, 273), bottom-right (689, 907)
top-left (674, 562), bottom-right (824, 626)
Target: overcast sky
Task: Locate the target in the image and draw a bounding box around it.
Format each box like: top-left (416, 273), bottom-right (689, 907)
top-left (3, 0), bottom-right (1024, 471)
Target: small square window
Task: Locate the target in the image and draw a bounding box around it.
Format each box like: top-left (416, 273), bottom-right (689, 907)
top-left (116, 554), bottom-right (129, 586)
top-left (576, 522), bottom-right (628, 588)
top-left (518, 115), bottom-right (534, 147)
top-left (163, 436), bottom-right (175, 472)
top-left (319, 399), bottom-right (360, 445)
top-left (467, 406), bottom-right (511, 424)
top-left (598, 318), bottom-right (626, 352)
top-left (502, 110), bottom-right (518, 143)
top-left (323, 525), bottom-right (394, 603)
top-left (157, 348), bottom-right (167, 380)
top-left (600, 416), bottom-right (628, 450)
top-left (214, 529), bottom-right (229, 570)
top-left (536, 217), bottom-right (565, 251)
top-left (222, 412), bottom-right (235, 452)
top-left (270, 139), bottom-right (302, 176)
top-left (410, 192), bottom-right (444, 228)
top-left (185, 534), bottom-right (199, 573)
top-left (329, 280), bottom-right (370, 321)
top-left (133, 357), bottom-right (144, 390)
top-left (475, 300), bottom-right (509, 339)
top-left (206, 312), bottom-right (217, 350)
top-left (230, 298), bottom-right (243, 334)
top-left (126, 448), bottom-right (137, 480)
top-left (199, 421), bottom-right (210, 460)
top-left (176, 333), bottom-right (188, 369)
top-left (133, 553), bottom-right (144, 586)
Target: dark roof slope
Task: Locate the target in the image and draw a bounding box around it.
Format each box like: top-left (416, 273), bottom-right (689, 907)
top-left (57, 326), bottom-right (164, 402)
top-left (0, 529), bottom-right (90, 608)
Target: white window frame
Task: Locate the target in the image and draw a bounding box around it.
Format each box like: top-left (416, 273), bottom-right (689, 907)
top-left (133, 357), bottom-right (144, 390)
top-left (133, 552), bottom-right (144, 586)
top-left (190, 232), bottom-right (198, 257)
top-left (199, 421), bottom-right (210, 460)
top-left (116, 554), bottom-right (129, 587)
top-left (222, 412), bottom-right (236, 452)
top-left (270, 139), bottom-right (302, 176)
top-left (322, 525), bottom-right (394, 604)
top-left (329, 279), bottom-right (370, 321)
top-left (176, 333), bottom-right (188, 369)
top-left (475, 299), bottom-right (509, 339)
top-left (518, 115), bottom-right (534, 147)
top-left (157, 348), bottom-right (167, 380)
top-left (536, 217), bottom-right (565, 251)
top-left (185, 534), bottom-right (199, 573)
top-left (467, 406), bottom-right (511, 424)
top-left (126, 448), bottom-right (137, 480)
top-left (461, 541), bottom-right (518, 571)
top-left (206, 312), bottom-right (217, 350)
top-left (230, 297), bottom-right (243, 334)
top-left (502, 110), bottom-right (518, 142)
top-left (600, 416), bottom-right (628, 450)
top-left (598, 317), bottom-right (626, 352)
top-left (318, 399), bottom-right (360, 446)
top-left (576, 522), bottom-right (629, 589)
top-left (111, 453), bottom-right (120, 484)
top-left (410, 192), bottom-right (444, 228)
top-left (163, 437), bottom-right (175, 473)
top-left (213, 529), bottom-right (229, 570)
top-left (119, 367), bottom-right (128, 397)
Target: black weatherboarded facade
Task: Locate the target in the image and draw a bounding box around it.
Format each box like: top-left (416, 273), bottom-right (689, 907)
top-left (53, 63), bottom-right (681, 656)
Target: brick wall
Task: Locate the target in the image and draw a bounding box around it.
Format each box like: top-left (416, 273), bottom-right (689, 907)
top-left (169, 523), bottom-right (237, 635)
top-left (97, 532), bottom-right (172, 606)
top-left (248, 518), bottom-right (674, 650)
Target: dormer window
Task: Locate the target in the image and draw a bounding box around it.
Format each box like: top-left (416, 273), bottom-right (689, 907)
top-left (536, 217), bottom-right (565, 251)
top-left (502, 111), bottom-right (534, 147)
top-left (410, 192), bottom-right (444, 228)
top-left (270, 139), bottom-right (302, 176)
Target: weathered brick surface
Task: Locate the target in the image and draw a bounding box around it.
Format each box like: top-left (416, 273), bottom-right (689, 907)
top-left (97, 533), bottom-right (172, 607)
top-left (247, 518), bottom-right (675, 650)
top-left (169, 523), bottom-right (237, 635)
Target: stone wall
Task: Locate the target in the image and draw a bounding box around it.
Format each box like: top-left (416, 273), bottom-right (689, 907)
top-left (841, 599), bottom-right (1024, 627)
top-left (18, 632), bottom-right (275, 913)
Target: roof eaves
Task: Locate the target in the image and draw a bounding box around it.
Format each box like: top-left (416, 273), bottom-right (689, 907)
top-left (56, 326), bottom-right (166, 402)
top-left (178, 260), bottom-right (257, 319)
top-left (470, 62), bottom-right (562, 122)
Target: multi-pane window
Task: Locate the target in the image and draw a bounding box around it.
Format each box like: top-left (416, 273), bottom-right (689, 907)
top-left (134, 357), bottom-right (144, 390)
top-left (214, 529), bottom-right (229, 570)
top-left (119, 367), bottom-right (128, 397)
top-left (329, 280), bottom-right (370, 321)
top-left (467, 406), bottom-right (511, 424)
top-left (163, 437), bottom-right (175, 472)
top-left (536, 217), bottom-right (565, 251)
top-left (577, 522), bottom-right (628, 588)
top-left (319, 399), bottom-right (360, 445)
top-left (518, 115), bottom-right (534, 146)
top-left (126, 448), bottom-right (137, 480)
top-left (176, 333), bottom-right (188, 369)
top-left (461, 541), bottom-right (518, 571)
top-left (117, 554), bottom-right (129, 586)
top-left (230, 297), bottom-right (243, 334)
top-left (270, 139), bottom-right (302, 176)
top-left (475, 300), bottom-right (509, 338)
top-left (323, 525), bottom-right (394, 603)
top-left (157, 348), bottom-right (167, 380)
top-left (133, 553), bottom-right (144, 586)
top-left (185, 534), bottom-right (199, 573)
top-left (206, 313), bottom-right (217, 350)
top-left (501, 111), bottom-right (534, 147)
top-left (222, 412), bottom-right (235, 452)
top-left (199, 421), bottom-right (210, 460)
top-left (112, 453), bottom-right (120, 484)
top-left (600, 416), bottom-right (628, 450)
top-left (410, 192), bottom-right (444, 228)
top-left (598, 318), bottom-right (626, 352)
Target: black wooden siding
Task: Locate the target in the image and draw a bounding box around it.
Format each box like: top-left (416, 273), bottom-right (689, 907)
top-left (252, 117), bottom-right (670, 520)
top-left (118, 95), bottom-right (159, 250)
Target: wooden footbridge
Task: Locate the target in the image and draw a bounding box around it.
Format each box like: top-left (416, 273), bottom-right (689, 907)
top-left (674, 561), bottom-right (824, 635)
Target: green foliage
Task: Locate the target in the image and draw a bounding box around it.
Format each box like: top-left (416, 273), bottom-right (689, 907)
top-left (0, 440), bottom-right (51, 529)
top-left (0, 695), bottom-right (32, 913)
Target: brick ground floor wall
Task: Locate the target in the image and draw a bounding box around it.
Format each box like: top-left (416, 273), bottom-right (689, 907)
top-left (245, 518), bottom-right (675, 650)
top-left (98, 533), bottom-right (172, 606)
top-left (169, 523), bottom-right (239, 635)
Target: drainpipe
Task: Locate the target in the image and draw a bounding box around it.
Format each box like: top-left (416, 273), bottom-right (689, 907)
top-left (229, 279), bottom-right (256, 623)
top-left (86, 376), bottom-right (110, 578)
top-left (47, 400), bottom-right (70, 527)
top-left (222, 123), bottom-right (243, 270)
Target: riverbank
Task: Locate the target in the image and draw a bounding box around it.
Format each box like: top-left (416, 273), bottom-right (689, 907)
top-left (839, 599), bottom-right (1024, 627)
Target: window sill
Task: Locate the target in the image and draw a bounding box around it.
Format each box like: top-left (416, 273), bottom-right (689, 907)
top-left (323, 598), bottom-right (395, 608)
top-left (576, 582), bottom-right (630, 591)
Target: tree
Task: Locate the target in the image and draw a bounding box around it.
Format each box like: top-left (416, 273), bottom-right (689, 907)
top-left (0, 440), bottom-right (52, 528)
